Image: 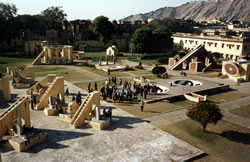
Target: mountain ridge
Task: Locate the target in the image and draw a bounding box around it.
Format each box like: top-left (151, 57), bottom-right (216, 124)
top-left (122, 0), bottom-right (250, 22)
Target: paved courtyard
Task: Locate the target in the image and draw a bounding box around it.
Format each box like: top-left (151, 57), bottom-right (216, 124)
top-left (0, 81), bottom-right (204, 162)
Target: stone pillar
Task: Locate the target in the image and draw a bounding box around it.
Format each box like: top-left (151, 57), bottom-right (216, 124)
top-left (16, 117), bottom-right (23, 136)
top-left (68, 46), bottom-right (73, 63)
top-left (48, 47), bottom-right (53, 64)
top-left (95, 106), bottom-right (99, 120)
top-left (44, 47), bottom-right (49, 64)
top-left (106, 55), bottom-right (108, 65)
top-left (55, 48), bottom-right (59, 64)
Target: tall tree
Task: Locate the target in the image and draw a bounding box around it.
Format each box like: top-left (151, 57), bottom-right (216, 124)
top-left (129, 27), bottom-right (153, 53)
top-left (0, 2), bottom-right (17, 22)
top-left (186, 102), bottom-right (223, 132)
top-left (0, 2), bottom-right (17, 51)
top-left (90, 16), bottom-right (114, 43)
top-left (41, 6), bottom-right (67, 29)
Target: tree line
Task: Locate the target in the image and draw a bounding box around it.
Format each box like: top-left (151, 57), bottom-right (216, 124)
top-left (0, 2), bottom-right (195, 53)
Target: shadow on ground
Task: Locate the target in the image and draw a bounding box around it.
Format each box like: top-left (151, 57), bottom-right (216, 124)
top-left (220, 131), bottom-right (250, 145)
top-left (0, 94), bottom-right (19, 108)
top-left (26, 128), bottom-right (93, 153)
top-left (207, 130), bottom-right (250, 145)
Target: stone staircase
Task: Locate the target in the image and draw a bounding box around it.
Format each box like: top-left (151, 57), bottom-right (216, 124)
top-left (36, 77), bottom-right (63, 109)
top-left (70, 94), bottom-right (92, 128)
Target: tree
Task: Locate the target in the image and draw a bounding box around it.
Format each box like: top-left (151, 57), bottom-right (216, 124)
top-left (152, 66), bottom-right (166, 77)
top-left (0, 2), bottom-right (17, 51)
top-left (129, 27), bottom-right (153, 53)
top-left (41, 6), bottom-right (67, 29)
top-left (90, 16), bottom-right (114, 43)
top-left (14, 14), bottom-right (46, 32)
top-left (186, 102), bottom-right (223, 132)
top-left (0, 2), bottom-right (17, 22)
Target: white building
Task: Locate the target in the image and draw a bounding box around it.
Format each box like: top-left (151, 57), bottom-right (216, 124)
top-left (172, 30), bottom-right (250, 60)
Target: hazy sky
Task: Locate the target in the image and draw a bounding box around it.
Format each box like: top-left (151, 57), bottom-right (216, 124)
top-left (2, 0), bottom-right (193, 21)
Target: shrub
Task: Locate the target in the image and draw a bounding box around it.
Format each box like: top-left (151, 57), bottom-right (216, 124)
top-left (152, 66), bottom-right (166, 77)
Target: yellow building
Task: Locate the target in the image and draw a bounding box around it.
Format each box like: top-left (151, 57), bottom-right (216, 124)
top-left (172, 30), bottom-right (250, 60)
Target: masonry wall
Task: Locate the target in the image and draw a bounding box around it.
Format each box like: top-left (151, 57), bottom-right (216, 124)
top-left (0, 75), bottom-right (11, 101)
top-left (0, 96), bottom-right (30, 141)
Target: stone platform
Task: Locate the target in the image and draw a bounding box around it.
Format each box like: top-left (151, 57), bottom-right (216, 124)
top-left (144, 77), bottom-right (230, 103)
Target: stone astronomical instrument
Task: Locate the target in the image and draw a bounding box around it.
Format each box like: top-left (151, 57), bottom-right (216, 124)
top-left (224, 62), bottom-right (240, 76)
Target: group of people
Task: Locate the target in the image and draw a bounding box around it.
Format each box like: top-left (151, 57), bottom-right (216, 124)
top-left (99, 78), bottom-right (151, 103)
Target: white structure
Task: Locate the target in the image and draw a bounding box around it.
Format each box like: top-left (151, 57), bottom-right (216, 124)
top-left (172, 30), bottom-right (250, 60)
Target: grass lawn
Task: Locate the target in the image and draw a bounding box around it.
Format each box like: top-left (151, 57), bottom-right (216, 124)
top-left (84, 52), bottom-right (106, 58)
top-left (207, 90), bottom-right (249, 103)
top-left (36, 69), bottom-right (94, 82)
top-left (34, 65), bottom-right (66, 73)
top-left (128, 69), bottom-right (152, 75)
top-left (195, 71), bottom-right (220, 78)
top-left (230, 105), bottom-right (250, 120)
top-left (0, 57), bottom-right (33, 74)
top-left (157, 119), bottom-right (250, 162)
top-left (112, 101), bottom-right (183, 119)
top-left (172, 100), bottom-right (197, 109)
top-left (80, 66), bottom-right (131, 78)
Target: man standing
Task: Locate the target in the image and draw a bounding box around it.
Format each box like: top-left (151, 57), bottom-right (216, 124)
top-left (139, 99), bottom-right (144, 112)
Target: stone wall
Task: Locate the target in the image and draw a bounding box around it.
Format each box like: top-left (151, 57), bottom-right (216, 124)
top-left (0, 75), bottom-right (11, 101)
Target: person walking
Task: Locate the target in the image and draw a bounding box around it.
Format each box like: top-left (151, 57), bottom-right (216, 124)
top-left (65, 88), bottom-right (69, 96)
top-left (94, 82), bottom-right (98, 91)
top-left (139, 99), bottom-right (144, 112)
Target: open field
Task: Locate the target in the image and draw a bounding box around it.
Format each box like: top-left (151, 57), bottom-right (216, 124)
top-left (157, 119), bottom-right (250, 162)
top-left (0, 57), bottom-right (33, 73)
top-left (230, 105), bottom-right (250, 120)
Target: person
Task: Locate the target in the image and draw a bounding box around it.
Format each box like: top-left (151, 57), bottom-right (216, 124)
top-left (72, 94), bottom-right (76, 101)
top-left (94, 82), bottom-right (98, 91)
top-left (65, 88), bottom-right (69, 96)
top-left (100, 86), bottom-right (105, 96)
top-left (88, 83), bottom-right (91, 93)
top-left (139, 99), bottom-right (144, 112)
top-left (144, 88), bottom-right (148, 99)
top-left (108, 107), bottom-right (112, 121)
top-left (119, 78), bottom-right (122, 85)
top-left (103, 108), bottom-right (106, 116)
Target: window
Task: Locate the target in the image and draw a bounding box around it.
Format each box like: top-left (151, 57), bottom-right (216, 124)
top-left (195, 41), bottom-right (198, 45)
top-left (215, 43), bottom-right (217, 47)
top-left (185, 40), bottom-right (187, 43)
top-left (222, 44), bottom-right (224, 48)
top-left (237, 45), bottom-right (240, 50)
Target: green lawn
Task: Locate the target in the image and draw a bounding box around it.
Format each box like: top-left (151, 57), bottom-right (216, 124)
top-left (84, 52), bottom-right (106, 58)
top-left (230, 105), bottom-right (250, 120)
top-left (0, 57), bottom-right (33, 74)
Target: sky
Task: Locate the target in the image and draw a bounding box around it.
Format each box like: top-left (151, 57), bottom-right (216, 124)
top-left (2, 0), bottom-right (193, 21)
